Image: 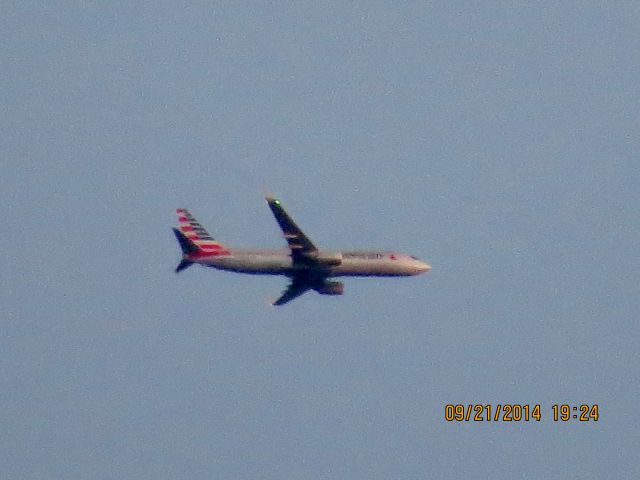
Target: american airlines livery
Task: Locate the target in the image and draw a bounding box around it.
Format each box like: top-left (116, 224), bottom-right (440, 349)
top-left (172, 197), bottom-right (431, 306)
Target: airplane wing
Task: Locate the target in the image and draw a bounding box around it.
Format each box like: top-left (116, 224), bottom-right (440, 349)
top-left (272, 279), bottom-right (311, 306)
top-left (266, 197), bottom-right (318, 259)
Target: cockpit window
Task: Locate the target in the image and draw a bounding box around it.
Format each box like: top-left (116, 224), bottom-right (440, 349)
top-left (410, 256), bottom-right (421, 260)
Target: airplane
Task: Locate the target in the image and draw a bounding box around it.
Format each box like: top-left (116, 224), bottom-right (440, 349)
top-left (172, 196), bottom-right (431, 306)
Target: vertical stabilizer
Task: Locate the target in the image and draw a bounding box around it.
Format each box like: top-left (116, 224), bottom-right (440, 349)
top-left (175, 208), bottom-right (227, 253)
top-left (173, 209), bottom-right (230, 271)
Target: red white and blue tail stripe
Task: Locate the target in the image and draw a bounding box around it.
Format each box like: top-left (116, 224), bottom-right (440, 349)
top-left (173, 209), bottom-right (230, 272)
top-left (176, 208), bottom-right (227, 251)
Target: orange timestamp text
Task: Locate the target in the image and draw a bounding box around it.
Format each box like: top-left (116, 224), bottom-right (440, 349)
top-left (444, 404), bottom-right (599, 422)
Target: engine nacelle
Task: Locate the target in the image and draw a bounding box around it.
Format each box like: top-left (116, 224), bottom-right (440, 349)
top-left (309, 251), bottom-right (343, 266)
top-left (315, 281), bottom-right (344, 296)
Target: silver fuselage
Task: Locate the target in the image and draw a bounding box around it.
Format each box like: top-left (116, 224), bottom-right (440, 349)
top-left (188, 248), bottom-right (431, 277)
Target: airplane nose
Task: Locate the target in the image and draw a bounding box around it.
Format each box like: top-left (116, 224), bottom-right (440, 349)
top-left (416, 262), bottom-right (431, 274)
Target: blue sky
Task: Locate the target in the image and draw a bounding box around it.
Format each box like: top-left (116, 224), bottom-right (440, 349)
top-left (2, 2), bottom-right (639, 479)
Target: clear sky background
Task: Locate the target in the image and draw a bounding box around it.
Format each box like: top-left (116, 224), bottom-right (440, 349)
top-left (2, 2), bottom-right (639, 479)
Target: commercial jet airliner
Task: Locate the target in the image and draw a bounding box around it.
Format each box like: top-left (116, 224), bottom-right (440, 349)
top-left (172, 197), bottom-right (431, 305)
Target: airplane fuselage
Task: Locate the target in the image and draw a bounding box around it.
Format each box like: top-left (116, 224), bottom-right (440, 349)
top-left (190, 248), bottom-right (430, 277)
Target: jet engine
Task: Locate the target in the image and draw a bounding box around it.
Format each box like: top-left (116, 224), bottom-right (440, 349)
top-left (307, 251), bottom-right (342, 266)
top-left (315, 281), bottom-right (344, 296)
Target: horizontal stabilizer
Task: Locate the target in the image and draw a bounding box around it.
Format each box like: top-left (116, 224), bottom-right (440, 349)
top-left (175, 259), bottom-right (193, 273)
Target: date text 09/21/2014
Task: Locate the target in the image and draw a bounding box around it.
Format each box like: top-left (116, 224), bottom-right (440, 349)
top-left (444, 404), bottom-right (599, 422)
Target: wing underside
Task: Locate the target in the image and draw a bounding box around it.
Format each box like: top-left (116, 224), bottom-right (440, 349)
top-left (272, 281), bottom-right (311, 306)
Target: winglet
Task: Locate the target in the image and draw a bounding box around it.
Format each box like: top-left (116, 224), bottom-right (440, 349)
top-left (264, 193), bottom-right (279, 205)
top-left (262, 187), bottom-right (275, 201)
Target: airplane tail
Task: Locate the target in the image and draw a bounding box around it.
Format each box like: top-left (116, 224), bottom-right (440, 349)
top-left (173, 208), bottom-right (229, 273)
top-left (175, 257), bottom-right (193, 273)
top-left (172, 228), bottom-right (197, 272)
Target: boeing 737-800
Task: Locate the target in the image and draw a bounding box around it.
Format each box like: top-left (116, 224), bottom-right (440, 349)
top-left (172, 197), bottom-right (431, 305)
